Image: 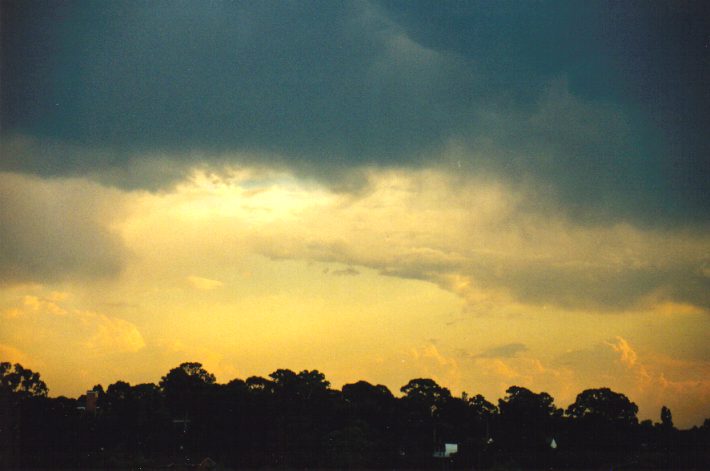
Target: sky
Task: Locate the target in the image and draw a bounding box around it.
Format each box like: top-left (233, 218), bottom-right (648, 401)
top-left (1, 0), bottom-right (709, 428)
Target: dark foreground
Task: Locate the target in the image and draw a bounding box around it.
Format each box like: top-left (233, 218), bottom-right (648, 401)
top-left (2, 362), bottom-right (709, 469)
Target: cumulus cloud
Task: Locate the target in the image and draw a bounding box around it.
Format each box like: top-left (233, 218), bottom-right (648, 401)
top-left (552, 337), bottom-right (710, 427)
top-left (404, 343), bottom-right (462, 393)
top-left (606, 336), bottom-right (638, 369)
top-left (433, 335), bottom-right (710, 427)
top-left (0, 172), bottom-right (129, 285)
top-left (554, 337), bottom-right (648, 387)
top-left (81, 312), bottom-right (146, 353)
top-left (1, 290), bottom-right (145, 356)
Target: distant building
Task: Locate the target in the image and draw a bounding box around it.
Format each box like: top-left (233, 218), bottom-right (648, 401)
top-left (433, 443), bottom-right (458, 458)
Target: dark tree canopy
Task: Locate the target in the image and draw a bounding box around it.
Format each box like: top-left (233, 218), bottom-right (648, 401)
top-left (0, 362), bottom-right (48, 397)
top-left (499, 386), bottom-right (562, 421)
top-left (400, 378), bottom-right (451, 405)
top-left (268, 368), bottom-right (330, 400)
top-left (160, 362), bottom-right (216, 389)
top-left (295, 369), bottom-right (330, 392)
top-left (245, 375), bottom-right (275, 396)
top-left (106, 380), bottom-right (132, 401)
top-left (269, 368), bottom-right (299, 387)
top-left (3, 362), bottom-right (708, 470)
top-left (661, 405), bottom-right (674, 429)
top-left (159, 362), bottom-right (216, 416)
top-left (468, 393), bottom-right (498, 416)
top-left (566, 387), bottom-right (639, 425)
top-left (343, 380), bottom-right (394, 404)
top-left (496, 386), bottom-right (562, 452)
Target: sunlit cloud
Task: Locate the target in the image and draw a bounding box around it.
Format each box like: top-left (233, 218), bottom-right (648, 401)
top-left (551, 337), bottom-right (710, 428)
top-left (606, 336), bottom-right (638, 369)
top-left (1, 290), bottom-right (146, 357)
top-left (82, 312), bottom-right (146, 353)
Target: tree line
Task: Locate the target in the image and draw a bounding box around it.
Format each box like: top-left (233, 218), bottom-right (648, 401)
top-left (1, 361), bottom-right (708, 469)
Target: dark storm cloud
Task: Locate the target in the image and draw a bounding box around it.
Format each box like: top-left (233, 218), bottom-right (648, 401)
top-left (1, 0), bottom-right (708, 223)
top-left (1, 1), bottom-right (468, 162)
top-left (381, 0), bottom-right (710, 223)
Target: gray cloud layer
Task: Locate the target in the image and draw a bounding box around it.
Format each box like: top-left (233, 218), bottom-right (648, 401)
top-left (0, 173), bottom-right (127, 285)
top-left (248, 171), bottom-right (709, 311)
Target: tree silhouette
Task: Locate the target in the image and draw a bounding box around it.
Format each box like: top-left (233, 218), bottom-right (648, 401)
top-left (343, 381), bottom-right (394, 412)
top-left (400, 378), bottom-right (451, 406)
top-left (269, 368), bottom-right (330, 400)
top-left (106, 380), bottom-right (132, 402)
top-left (3, 361), bottom-right (709, 469)
top-left (161, 362), bottom-right (216, 387)
top-left (499, 386), bottom-right (561, 426)
top-left (498, 386), bottom-right (562, 454)
top-left (340, 381), bottom-right (397, 466)
top-left (397, 378), bottom-right (453, 460)
top-left (566, 387), bottom-right (639, 453)
top-left (295, 369), bottom-right (330, 398)
top-left (468, 393), bottom-right (498, 416)
top-left (0, 362), bottom-right (48, 397)
top-left (566, 387), bottom-right (638, 425)
top-left (661, 405), bottom-right (674, 429)
top-left (245, 375), bottom-right (275, 394)
top-left (159, 361), bottom-right (217, 431)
